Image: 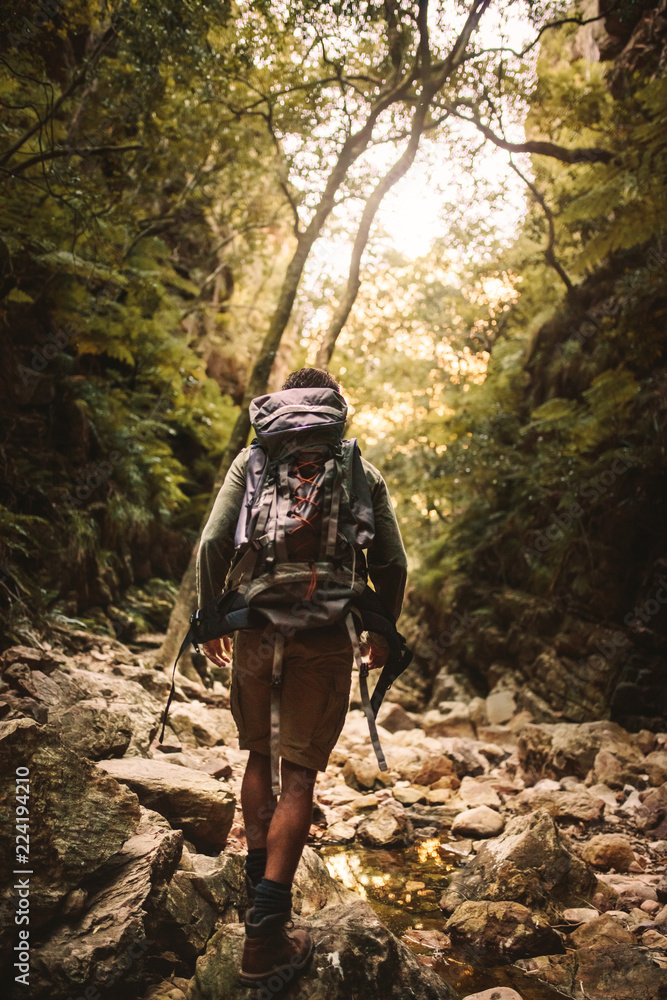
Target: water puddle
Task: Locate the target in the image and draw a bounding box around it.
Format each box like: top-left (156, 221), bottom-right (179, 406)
top-left (317, 839), bottom-right (566, 1000)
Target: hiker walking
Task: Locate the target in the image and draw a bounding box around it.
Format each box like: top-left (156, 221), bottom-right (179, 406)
top-left (195, 367), bottom-right (408, 986)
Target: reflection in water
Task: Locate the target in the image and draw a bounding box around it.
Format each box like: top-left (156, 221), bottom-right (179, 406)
top-left (316, 839), bottom-right (571, 1000)
top-left (318, 839), bottom-right (459, 930)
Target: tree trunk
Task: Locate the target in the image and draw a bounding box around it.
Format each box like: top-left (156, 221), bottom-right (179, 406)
top-left (315, 111), bottom-right (429, 369)
top-left (154, 0), bottom-right (493, 674)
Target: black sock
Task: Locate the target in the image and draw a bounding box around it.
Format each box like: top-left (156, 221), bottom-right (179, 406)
top-left (245, 847), bottom-right (267, 887)
top-left (252, 877), bottom-right (292, 921)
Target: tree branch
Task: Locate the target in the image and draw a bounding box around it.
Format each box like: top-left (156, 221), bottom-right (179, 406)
top-left (509, 158), bottom-right (573, 293)
top-left (0, 26), bottom-right (117, 169)
top-left (442, 104), bottom-right (614, 163)
top-left (8, 143), bottom-right (143, 175)
top-left (461, 5), bottom-right (624, 62)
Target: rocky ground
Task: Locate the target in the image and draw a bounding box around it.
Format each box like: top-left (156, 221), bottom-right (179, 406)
top-left (0, 630), bottom-right (666, 1000)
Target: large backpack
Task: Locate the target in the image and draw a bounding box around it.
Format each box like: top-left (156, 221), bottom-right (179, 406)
top-left (227, 387), bottom-right (374, 628)
top-left (160, 388), bottom-right (412, 793)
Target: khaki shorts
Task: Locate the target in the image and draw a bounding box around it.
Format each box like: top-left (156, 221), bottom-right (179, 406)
top-left (230, 622), bottom-right (353, 771)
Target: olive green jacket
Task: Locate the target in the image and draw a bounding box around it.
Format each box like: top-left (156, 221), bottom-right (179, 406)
top-left (196, 446), bottom-right (408, 621)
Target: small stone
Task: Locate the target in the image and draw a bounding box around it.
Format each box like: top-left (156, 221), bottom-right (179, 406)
top-left (644, 751), bottom-right (667, 787)
top-left (587, 782), bottom-right (620, 810)
top-left (642, 929), bottom-right (667, 949)
top-left (641, 899), bottom-right (660, 915)
top-left (357, 804), bottom-right (414, 847)
top-left (451, 805), bottom-right (504, 838)
top-left (581, 834), bottom-right (635, 872)
top-left (486, 689), bottom-right (517, 726)
top-left (461, 990), bottom-right (524, 1000)
top-left (392, 786), bottom-right (427, 806)
top-left (563, 907), bottom-right (599, 924)
top-left (376, 702), bottom-right (416, 733)
top-left (405, 880), bottom-right (426, 892)
top-left (423, 704), bottom-right (476, 740)
top-left (617, 883), bottom-right (659, 910)
top-left (325, 821), bottom-right (356, 843)
top-left (349, 794), bottom-right (379, 812)
top-left (459, 776), bottom-right (502, 809)
top-left (633, 730), bottom-right (657, 755)
top-left (570, 913), bottom-right (634, 948)
top-left (426, 788), bottom-right (453, 804)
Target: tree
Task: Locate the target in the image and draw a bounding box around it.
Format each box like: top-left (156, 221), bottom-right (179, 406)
top-left (157, 0), bottom-right (622, 671)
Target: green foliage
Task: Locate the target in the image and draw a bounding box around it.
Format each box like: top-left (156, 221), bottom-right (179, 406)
top-left (334, 14), bottom-right (667, 627)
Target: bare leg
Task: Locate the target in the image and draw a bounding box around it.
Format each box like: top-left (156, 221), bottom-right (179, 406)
top-left (264, 758), bottom-right (317, 884)
top-left (241, 751), bottom-right (317, 883)
top-left (241, 750), bottom-right (276, 850)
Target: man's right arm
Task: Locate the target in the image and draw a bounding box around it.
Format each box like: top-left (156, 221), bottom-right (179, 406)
top-left (363, 461), bottom-right (408, 622)
top-left (196, 450), bottom-right (249, 608)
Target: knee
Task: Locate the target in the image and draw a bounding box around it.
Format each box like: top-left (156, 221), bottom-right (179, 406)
top-left (281, 759), bottom-right (317, 795)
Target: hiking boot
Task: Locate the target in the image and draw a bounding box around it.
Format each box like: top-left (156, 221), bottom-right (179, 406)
top-left (238, 907), bottom-right (313, 987)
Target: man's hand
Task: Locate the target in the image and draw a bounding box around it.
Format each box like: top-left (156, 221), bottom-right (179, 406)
top-left (360, 631), bottom-right (389, 670)
top-left (201, 636), bottom-right (232, 667)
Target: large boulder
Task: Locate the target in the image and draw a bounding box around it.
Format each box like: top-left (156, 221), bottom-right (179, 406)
top-left (156, 849), bottom-right (245, 961)
top-left (440, 809), bottom-right (597, 920)
top-left (518, 722), bottom-right (643, 783)
top-left (22, 810), bottom-right (183, 1000)
top-left (50, 697), bottom-right (134, 759)
top-left (446, 900), bottom-right (561, 959)
top-left (185, 899), bottom-right (458, 1000)
top-left (163, 702), bottom-right (237, 749)
top-left (0, 654), bottom-right (166, 757)
top-left (0, 719), bottom-right (141, 962)
top-left (292, 846), bottom-right (359, 915)
top-left (516, 913), bottom-right (667, 1000)
top-left (97, 757), bottom-right (235, 852)
top-left (510, 787), bottom-right (604, 823)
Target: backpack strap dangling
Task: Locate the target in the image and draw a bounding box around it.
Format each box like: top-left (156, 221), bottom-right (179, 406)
top-left (344, 612), bottom-right (387, 772)
top-left (270, 629), bottom-right (285, 796)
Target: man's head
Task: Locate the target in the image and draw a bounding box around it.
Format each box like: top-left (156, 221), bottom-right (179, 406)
top-left (282, 367), bottom-right (341, 394)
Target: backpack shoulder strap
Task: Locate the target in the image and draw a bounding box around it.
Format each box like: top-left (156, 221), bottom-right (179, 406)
top-left (322, 448), bottom-right (345, 559)
top-left (234, 441), bottom-right (269, 549)
top-left (340, 439), bottom-right (375, 550)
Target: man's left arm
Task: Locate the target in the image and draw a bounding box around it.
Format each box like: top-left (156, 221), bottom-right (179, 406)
top-left (196, 449), bottom-right (248, 609)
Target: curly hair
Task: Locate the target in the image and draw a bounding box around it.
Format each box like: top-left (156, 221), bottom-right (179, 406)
top-left (281, 367), bottom-right (341, 393)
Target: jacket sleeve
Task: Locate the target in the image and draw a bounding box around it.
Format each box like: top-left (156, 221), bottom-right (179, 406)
top-left (365, 465), bottom-right (408, 622)
top-left (196, 450), bottom-right (249, 608)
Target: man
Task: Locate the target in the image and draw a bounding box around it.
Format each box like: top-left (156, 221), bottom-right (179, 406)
top-left (196, 367), bottom-right (407, 986)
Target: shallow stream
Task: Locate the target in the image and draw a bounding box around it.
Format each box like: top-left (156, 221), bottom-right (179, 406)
top-left (316, 840), bottom-right (566, 1000)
